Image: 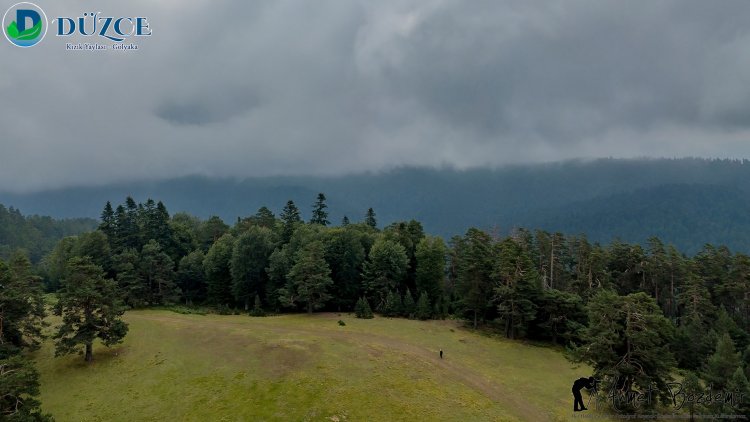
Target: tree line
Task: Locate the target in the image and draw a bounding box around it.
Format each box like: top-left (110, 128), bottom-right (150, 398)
top-left (5, 192), bottom-right (750, 417)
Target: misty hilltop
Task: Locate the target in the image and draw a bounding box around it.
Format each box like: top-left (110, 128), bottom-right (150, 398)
top-left (1, 158), bottom-right (750, 255)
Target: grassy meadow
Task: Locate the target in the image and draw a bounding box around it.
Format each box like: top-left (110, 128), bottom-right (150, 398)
top-left (32, 310), bottom-right (597, 421)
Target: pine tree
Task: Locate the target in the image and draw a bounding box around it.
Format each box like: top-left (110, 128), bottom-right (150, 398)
top-left (402, 289), bottom-right (416, 318)
top-left (416, 291), bottom-right (432, 320)
top-left (727, 367), bottom-right (750, 417)
top-left (680, 371), bottom-right (704, 420)
top-left (382, 290), bottom-right (400, 316)
top-left (310, 193), bottom-right (330, 226)
top-left (493, 238), bottom-right (541, 339)
top-left (573, 291), bottom-right (675, 412)
top-left (112, 249), bottom-right (147, 308)
top-left (197, 216), bottom-right (229, 252)
top-left (0, 254), bottom-right (47, 357)
top-left (703, 333), bottom-right (741, 392)
top-left (341, 216), bottom-right (350, 226)
top-left (53, 257), bottom-right (129, 362)
top-left (280, 200), bottom-right (302, 243)
top-left (0, 256), bottom-right (51, 421)
top-left (454, 228), bottom-right (495, 329)
top-left (365, 208), bottom-right (377, 229)
top-left (253, 206), bottom-right (277, 229)
top-left (279, 241), bottom-right (333, 314)
top-left (0, 356), bottom-right (53, 421)
top-left (99, 201), bottom-right (116, 243)
top-left (140, 240), bottom-right (179, 305)
top-left (355, 297), bottom-right (373, 319)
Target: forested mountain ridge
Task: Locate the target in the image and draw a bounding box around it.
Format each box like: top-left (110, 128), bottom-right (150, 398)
top-left (0, 204), bottom-right (97, 262)
top-left (1, 158), bottom-right (749, 254)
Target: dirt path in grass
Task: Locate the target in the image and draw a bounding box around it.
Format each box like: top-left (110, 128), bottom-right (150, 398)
top-left (127, 312), bottom-right (546, 421)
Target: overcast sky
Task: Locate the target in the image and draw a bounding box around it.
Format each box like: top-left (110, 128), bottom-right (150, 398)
top-left (2, 0), bottom-right (750, 192)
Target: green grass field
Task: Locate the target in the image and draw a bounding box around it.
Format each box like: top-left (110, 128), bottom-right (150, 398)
top-left (32, 310), bottom-right (596, 421)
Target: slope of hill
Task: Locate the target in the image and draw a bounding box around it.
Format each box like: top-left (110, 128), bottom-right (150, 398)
top-left (528, 184), bottom-right (750, 255)
top-left (35, 310), bottom-right (589, 421)
top-left (2, 158), bottom-right (750, 254)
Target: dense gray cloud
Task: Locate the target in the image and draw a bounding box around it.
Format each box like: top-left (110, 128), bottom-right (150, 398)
top-left (2, 0), bottom-right (750, 191)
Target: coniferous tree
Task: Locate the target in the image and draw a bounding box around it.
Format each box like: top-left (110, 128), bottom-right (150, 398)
top-left (365, 208), bottom-right (377, 229)
top-left (310, 193), bottom-right (330, 226)
top-left (727, 367), bottom-right (750, 417)
top-left (455, 228), bottom-right (495, 329)
top-left (280, 200), bottom-right (302, 243)
top-left (177, 250), bottom-right (206, 305)
top-left (279, 241), bottom-right (333, 314)
top-left (53, 257), bottom-right (128, 362)
top-left (415, 236), bottom-right (447, 304)
top-left (204, 233), bottom-right (235, 307)
top-left (140, 240), bottom-right (178, 305)
top-left (0, 356), bottom-right (53, 421)
top-left (323, 227), bottom-right (366, 311)
top-left (355, 297), bottom-right (373, 319)
top-left (680, 371), bottom-right (704, 420)
top-left (362, 238), bottom-right (408, 308)
top-left (341, 216), bottom-right (350, 226)
top-left (230, 227), bottom-right (275, 310)
top-left (493, 238), bottom-right (541, 339)
top-left (0, 255), bottom-right (51, 421)
top-left (99, 201), bottom-right (116, 243)
top-left (112, 249), bottom-right (147, 308)
top-left (266, 246), bottom-right (292, 311)
top-left (402, 289), bottom-right (416, 318)
top-left (703, 333), bottom-right (742, 392)
top-left (416, 291), bottom-right (432, 320)
top-left (253, 207), bottom-right (277, 229)
top-left (197, 216), bottom-right (229, 252)
top-left (0, 254), bottom-right (47, 357)
top-left (573, 291), bottom-right (675, 412)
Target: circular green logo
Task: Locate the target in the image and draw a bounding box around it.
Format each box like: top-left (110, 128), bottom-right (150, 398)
top-left (3, 2), bottom-right (48, 47)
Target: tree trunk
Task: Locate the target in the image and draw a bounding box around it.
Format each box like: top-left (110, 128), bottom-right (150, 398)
top-left (85, 342), bottom-right (93, 362)
top-left (308, 303), bottom-right (313, 315)
top-left (473, 310), bottom-right (478, 329)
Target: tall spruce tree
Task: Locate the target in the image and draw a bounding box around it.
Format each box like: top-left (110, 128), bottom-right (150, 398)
top-left (280, 200), bottom-right (302, 243)
top-left (310, 193), bottom-right (330, 226)
top-left (365, 208), bottom-right (377, 229)
top-left (455, 228), bottom-right (495, 329)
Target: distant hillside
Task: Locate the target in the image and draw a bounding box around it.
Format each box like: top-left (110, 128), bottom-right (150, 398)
top-left (1, 158), bottom-right (750, 254)
top-left (0, 205), bottom-right (97, 263)
top-left (529, 184), bottom-right (750, 254)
